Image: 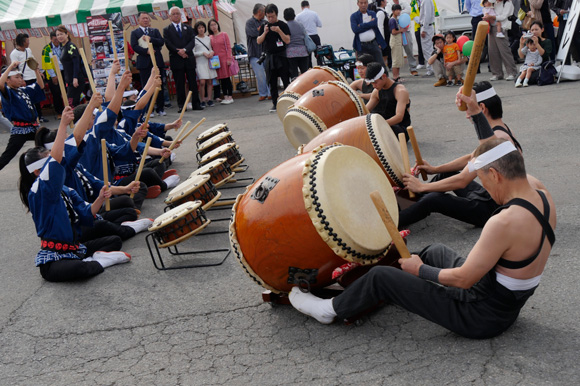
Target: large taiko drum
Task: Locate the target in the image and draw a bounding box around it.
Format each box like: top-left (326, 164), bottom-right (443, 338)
top-left (196, 132), bottom-right (235, 161)
top-left (199, 143), bottom-right (244, 169)
top-left (149, 201), bottom-right (210, 248)
top-left (277, 66), bottom-right (347, 122)
top-left (165, 174), bottom-right (221, 210)
top-left (300, 114), bottom-right (406, 188)
top-left (189, 158), bottom-right (236, 188)
top-left (229, 144), bottom-right (398, 294)
top-left (196, 123), bottom-right (231, 146)
top-left (283, 81), bottom-right (369, 149)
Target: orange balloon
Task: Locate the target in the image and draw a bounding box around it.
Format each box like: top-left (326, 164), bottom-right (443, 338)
top-left (553, 16), bottom-right (559, 28)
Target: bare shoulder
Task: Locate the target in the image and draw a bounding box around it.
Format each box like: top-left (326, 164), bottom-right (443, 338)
top-left (394, 84), bottom-right (409, 99)
top-left (350, 79), bottom-right (363, 91)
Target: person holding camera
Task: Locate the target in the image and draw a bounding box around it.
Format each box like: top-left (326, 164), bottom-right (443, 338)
top-left (246, 4), bottom-right (271, 101)
top-left (257, 3), bottom-right (291, 113)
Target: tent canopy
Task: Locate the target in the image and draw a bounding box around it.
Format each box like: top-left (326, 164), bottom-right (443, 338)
top-left (0, 0), bottom-right (235, 32)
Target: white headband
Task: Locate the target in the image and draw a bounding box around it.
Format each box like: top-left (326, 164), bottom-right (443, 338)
top-left (44, 141), bottom-right (54, 150)
top-left (476, 87), bottom-right (497, 103)
top-left (365, 67), bottom-right (385, 84)
top-left (8, 70), bottom-right (22, 77)
top-left (26, 156), bottom-right (49, 173)
top-left (355, 61), bottom-right (363, 67)
top-left (123, 90), bottom-right (138, 98)
top-left (468, 141), bottom-right (517, 172)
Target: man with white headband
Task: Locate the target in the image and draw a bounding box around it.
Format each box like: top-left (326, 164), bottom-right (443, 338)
top-left (0, 60), bottom-right (45, 172)
top-left (365, 62), bottom-right (411, 140)
top-left (289, 136), bottom-right (556, 339)
top-left (349, 54), bottom-right (376, 101)
top-left (400, 81), bottom-right (521, 228)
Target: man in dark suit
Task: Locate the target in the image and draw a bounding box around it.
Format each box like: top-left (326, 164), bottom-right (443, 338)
top-left (163, 6), bottom-right (202, 111)
top-left (130, 11), bottom-right (167, 116)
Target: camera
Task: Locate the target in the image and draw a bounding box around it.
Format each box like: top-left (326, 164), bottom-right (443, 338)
top-left (257, 52), bottom-right (267, 65)
top-left (523, 31), bottom-right (533, 38)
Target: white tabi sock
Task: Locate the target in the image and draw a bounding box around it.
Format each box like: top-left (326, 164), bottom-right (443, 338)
top-left (91, 251), bottom-right (131, 268)
top-left (163, 174), bottom-right (180, 189)
top-left (121, 218), bottom-right (154, 234)
top-left (289, 287), bottom-right (337, 324)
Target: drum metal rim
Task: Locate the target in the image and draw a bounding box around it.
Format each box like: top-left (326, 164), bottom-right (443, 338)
top-left (149, 201), bottom-right (204, 231)
top-left (366, 114), bottom-right (405, 188)
top-left (327, 81), bottom-right (368, 116)
top-left (229, 189), bottom-right (281, 294)
top-left (196, 132), bottom-right (233, 153)
top-left (302, 144), bottom-right (391, 264)
top-left (158, 219), bottom-right (211, 248)
top-left (165, 174), bottom-right (211, 204)
top-left (196, 123), bottom-right (228, 143)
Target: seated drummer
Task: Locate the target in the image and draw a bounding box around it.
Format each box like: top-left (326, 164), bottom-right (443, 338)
top-left (400, 82), bottom-right (522, 229)
top-left (289, 96), bottom-right (556, 339)
top-left (364, 62), bottom-right (411, 141)
top-left (349, 54), bottom-right (375, 102)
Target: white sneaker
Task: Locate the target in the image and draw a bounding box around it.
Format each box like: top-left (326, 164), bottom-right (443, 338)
top-left (163, 174), bottom-right (180, 189)
top-left (515, 78), bottom-right (522, 88)
top-left (496, 32), bottom-right (505, 38)
top-left (187, 102), bottom-right (193, 110)
top-left (150, 112), bottom-right (155, 117)
top-left (523, 79), bottom-right (529, 87)
top-left (122, 218), bottom-right (154, 234)
top-left (416, 64), bottom-right (425, 69)
top-left (505, 75), bottom-right (515, 81)
top-left (91, 251), bottom-right (131, 268)
top-left (489, 75), bottom-right (501, 81)
top-left (158, 110), bottom-right (167, 116)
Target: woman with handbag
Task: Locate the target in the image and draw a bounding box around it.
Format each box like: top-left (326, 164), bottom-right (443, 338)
top-left (208, 19), bottom-right (236, 105)
top-left (521, 0), bottom-right (556, 60)
top-left (283, 8), bottom-right (310, 81)
top-left (193, 21), bottom-right (218, 108)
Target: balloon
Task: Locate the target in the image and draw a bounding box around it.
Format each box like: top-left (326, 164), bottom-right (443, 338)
top-left (553, 16), bottom-right (559, 28)
top-left (457, 35), bottom-right (469, 50)
top-left (462, 40), bottom-right (474, 57)
top-left (398, 14), bottom-right (411, 29)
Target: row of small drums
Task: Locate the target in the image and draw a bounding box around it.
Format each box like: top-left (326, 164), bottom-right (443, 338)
top-left (149, 123), bottom-right (244, 248)
top-left (230, 110), bottom-right (409, 293)
top-left (276, 66), bottom-right (370, 149)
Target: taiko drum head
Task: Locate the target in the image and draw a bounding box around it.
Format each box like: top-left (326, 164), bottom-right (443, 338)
top-left (200, 143), bottom-right (244, 168)
top-left (164, 174), bottom-right (221, 210)
top-left (189, 158), bottom-right (235, 188)
top-left (197, 132), bottom-right (234, 155)
top-left (196, 123), bottom-right (229, 144)
top-left (149, 201), bottom-right (210, 248)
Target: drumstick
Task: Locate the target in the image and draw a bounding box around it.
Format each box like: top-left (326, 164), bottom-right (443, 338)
top-left (78, 48), bottom-right (102, 112)
top-left (123, 29), bottom-right (130, 73)
top-left (407, 126), bottom-right (427, 181)
top-left (141, 87), bottom-right (160, 140)
top-left (148, 42), bottom-right (157, 68)
top-left (51, 55), bottom-right (73, 128)
top-left (179, 91), bottom-right (193, 121)
top-left (101, 139), bottom-right (110, 211)
top-left (398, 133), bottom-right (415, 199)
top-left (459, 21), bottom-right (489, 112)
top-left (109, 21), bottom-right (118, 61)
top-left (158, 120), bottom-right (192, 164)
top-left (176, 117), bottom-right (206, 142)
top-left (370, 191), bottom-right (410, 259)
top-left (131, 137), bottom-right (152, 199)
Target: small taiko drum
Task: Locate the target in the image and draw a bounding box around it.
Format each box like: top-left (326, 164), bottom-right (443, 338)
top-left (277, 66), bottom-right (347, 122)
top-left (283, 81), bottom-right (369, 149)
top-left (300, 114), bottom-right (406, 188)
top-left (229, 144), bottom-right (399, 294)
top-left (189, 158), bottom-right (235, 188)
top-left (165, 174), bottom-right (221, 210)
top-left (196, 123), bottom-right (231, 146)
top-left (199, 143), bottom-right (244, 169)
top-left (196, 132), bottom-right (235, 161)
top-left (148, 201), bottom-right (210, 248)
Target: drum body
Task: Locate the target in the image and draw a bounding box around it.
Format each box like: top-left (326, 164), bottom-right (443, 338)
top-left (200, 143), bottom-right (244, 169)
top-left (301, 114), bottom-right (405, 188)
top-left (196, 132), bottom-right (235, 161)
top-left (196, 123), bottom-right (230, 146)
top-left (283, 81), bottom-right (369, 149)
top-left (165, 174), bottom-right (221, 210)
top-left (189, 158), bottom-right (235, 188)
top-left (230, 144), bottom-right (398, 294)
top-left (277, 66), bottom-right (348, 122)
top-left (149, 201), bottom-right (210, 248)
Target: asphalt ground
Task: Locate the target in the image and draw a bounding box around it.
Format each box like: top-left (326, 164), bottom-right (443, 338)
top-left (0, 68), bottom-right (579, 385)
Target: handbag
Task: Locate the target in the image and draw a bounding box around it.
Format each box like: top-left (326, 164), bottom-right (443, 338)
top-left (209, 55), bottom-right (220, 69)
top-left (522, 15), bottom-right (535, 31)
top-left (229, 59), bottom-right (240, 76)
top-left (302, 24), bottom-right (317, 53)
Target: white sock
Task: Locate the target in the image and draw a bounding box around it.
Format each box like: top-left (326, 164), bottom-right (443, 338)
top-left (289, 287), bottom-right (337, 324)
top-left (121, 218), bottom-right (154, 234)
top-left (91, 251), bottom-right (131, 268)
top-left (170, 152), bottom-right (176, 162)
top-left (163, 174), bottom-right (180, 189)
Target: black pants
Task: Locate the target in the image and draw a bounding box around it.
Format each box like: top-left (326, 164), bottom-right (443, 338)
top-left (80, 219), bottom-right (135, 242)
top-left (220, 77), bottom-right (233, 97)
top-left (288, 56), bottom-right (309, 79)
top-left (415, 30), bottom-right (424, 65)
top-left (399, 172), bottom-right (498, 228)
top-left (172, 64), bottom-right (200, 109)
top-left (38, 235), bottom-right (122, 282)
top-left (332, 243), bottom-right (536, 339)
top-left (48, 79), bottom-right (65, 115)
top-left (309, 34), bottom-right (321, 66)
top-left (102, 195), bottom-right (138, 217)
top-left (139, 66), bottom-right (166, 113)
top-left (64, 78), bottom-right (85, 107)
top-left (357, 40), bottom-right (386, 71)
top-left (99, 206), bottom-right (138, 225)
top-left (265, 55), bottom-right (290, 107)
top-left (0, 130), bottom-right (36, 171)
top-left (117, 168), bottom-right (167, 191)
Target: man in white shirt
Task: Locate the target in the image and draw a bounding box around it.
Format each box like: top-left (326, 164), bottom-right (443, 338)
top-left (296, 0), bottom-right (322, 65)
top-left (10, 33), bottom-right (47, 122)
top-left (417, 0), bottom-right (436, 76)
top-left (390, 0), bottom-right (419, 75)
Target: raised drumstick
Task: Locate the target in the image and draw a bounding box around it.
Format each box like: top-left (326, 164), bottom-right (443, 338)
top-left (176, 117), bottom-right (206, 142)
top-left (78, 48), bottom-right (102, 112)
top-left (407, 126), bottom-right (427, 181)
top-left (123, 29), bottom-right (130, 72)
top-left (51, 55), bottom-right (73, 128)
top-left (459, 21), bottom-right (489, 111)
top-left (131, 137), bottom-right (152, 199)
top-left (158, 120), bottom-right (192, 164)
top-left (148, 42), bottom-right (157, 68)
top-left (101, 139), bottom-right (110, 211)
top-left (370, 191), bottom-right (410, 259)
top-left (140, 87), bottom-right (160, 140)
top-left (398, 133), bottom-right (415, 199)
top-left (179, 91), bottom-right (193, 121)
top-left (109, 21), bottom-right (118, 61)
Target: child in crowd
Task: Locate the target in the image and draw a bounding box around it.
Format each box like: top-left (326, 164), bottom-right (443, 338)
top-left (481, 0), bottom-right (504, 38)
top-left (389, 4), bottom-right (406, 82)
top-left (515, 39), bottom-right (542, 87)
top-left (443, 31), bottom-right (464, 86)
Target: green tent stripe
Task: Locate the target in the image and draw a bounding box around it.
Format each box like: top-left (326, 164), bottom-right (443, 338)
top-left (198, 0), bottom-right (212, 5)
top-left (105, 7), bottom-right (122, 15)
top-left (76, 10), bottom-right (92, 22)
top-left (137, 3), bottom-right (153, 13)
top-left (46, 15), bottom-right (62, 27)
top-left (14, 19), bottom-right (31, 29)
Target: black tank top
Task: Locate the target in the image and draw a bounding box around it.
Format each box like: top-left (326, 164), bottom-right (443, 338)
top-left (492, 124), bottom-right (523, 153)
top-left (493, 190), bottom-right (555, 269)
top-left (371, 82), bottom-right (411, 127)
